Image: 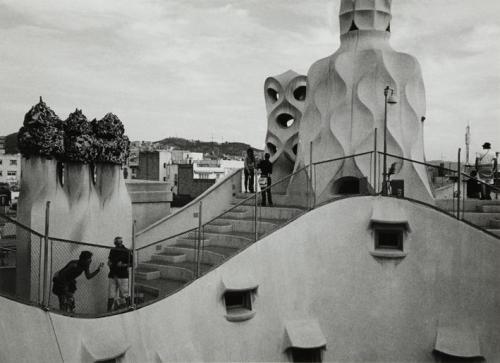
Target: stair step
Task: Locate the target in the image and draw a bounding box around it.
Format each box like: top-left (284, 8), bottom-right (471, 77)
top-left (151, 252), bottom-right (187, 263)
top-left (135, 278), bottom-right (184, 299)
top-left (490, 219), bottom-right (500, 229)
top-left (168, 245), bottom-right (226, 265)
top-left (201, 245), bottom-right (239, 257)
top-left (201, 233), bottom-right (252, 249)
top-left (135, 268), bottom-right (161, 280)
top-left (233, 204), bottom-right (304, 220)
top-left (176, 237), bottom-right (211, 247)
top-left (203, 222), bottom-right (233, 233)
top-left (487, 229), bottom-right (500, 237)
top-left (462, 213), bottom-right (500, 227)
top-left (482, 205), bottom-right (500, 213)
top-left (138, 262), bottom-right (194, 282)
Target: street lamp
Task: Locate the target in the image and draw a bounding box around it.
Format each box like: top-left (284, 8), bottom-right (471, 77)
top-left (382, 86), bottom-right (397, 195)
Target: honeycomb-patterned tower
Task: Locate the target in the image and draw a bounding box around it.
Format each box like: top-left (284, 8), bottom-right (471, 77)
top-left (264, 70), bottom-right (306, 193)
top-left (295, 0), bottom-right (433, 204)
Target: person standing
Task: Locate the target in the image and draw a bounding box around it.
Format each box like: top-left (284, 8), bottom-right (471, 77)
top-left (257, 153), bottom-right (273, 207)
top-left (107, 236), bottom-right (132, 311)
top-left (52, 251), bottom-right (104, 313)
top-left (475, 142), bottom-right (498, 200)
top-left (244, 148), bottom-right (256, 193)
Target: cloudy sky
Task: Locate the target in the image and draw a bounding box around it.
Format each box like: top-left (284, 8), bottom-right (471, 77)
top-left (0, 0), bottom-right (499, 160)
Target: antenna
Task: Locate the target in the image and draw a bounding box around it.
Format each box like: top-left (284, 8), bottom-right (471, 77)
top-left (465, 123), bottom-right (471, 166)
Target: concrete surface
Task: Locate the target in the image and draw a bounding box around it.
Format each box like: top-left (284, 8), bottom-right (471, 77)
top-left (1, 196), bottom-right (500, 362)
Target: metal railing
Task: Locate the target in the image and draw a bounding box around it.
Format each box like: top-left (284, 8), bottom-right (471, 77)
top-left (1, 148), bottom-right (498, 317)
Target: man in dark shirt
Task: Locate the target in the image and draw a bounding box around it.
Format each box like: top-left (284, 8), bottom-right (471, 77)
top-left (258, 153), bottom-right (273, 207)
top-left (52, 250), bottom-right (103, 312)
top-left (107, 236), bottom-right (132, 311)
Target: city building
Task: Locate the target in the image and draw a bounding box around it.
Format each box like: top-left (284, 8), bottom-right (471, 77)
top-left (0, 141), bottom-right (21, 185)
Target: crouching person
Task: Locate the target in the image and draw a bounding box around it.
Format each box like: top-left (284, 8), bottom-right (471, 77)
top-left (52, 251), bottom-right (104, 313)
top-left (107, 236), bottom-right (133, 311)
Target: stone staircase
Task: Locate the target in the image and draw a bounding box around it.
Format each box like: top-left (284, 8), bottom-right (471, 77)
top-left (134, 194), bottom-right (305, 303)
top-left (435, 199), bottom-right (500, 237)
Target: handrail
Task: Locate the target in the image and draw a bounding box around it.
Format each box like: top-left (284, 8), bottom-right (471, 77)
top-left (136, 168), bottom-right (243, 236)
top-left (256, 165), bottom-right (309, 196)
top-left (203, 165), bottom-right (310, 227)
top-left (313, 151), bottom-right (374, 167)
top-left (48, 236), bottom-right (114, 250)
top-left (460, 172), bottom-right (500, 193)
top-left (0, 213), bottom-right (45, 238)
top-left (136, 225), bottom-right (200, 251)
top-left (377, 151), bottom-right (457, 173)
top-left (376, 151), bottom-right (500, 193)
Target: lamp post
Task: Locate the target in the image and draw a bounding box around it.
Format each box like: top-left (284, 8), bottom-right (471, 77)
top-left (382, 86), bottom-right (397, 195)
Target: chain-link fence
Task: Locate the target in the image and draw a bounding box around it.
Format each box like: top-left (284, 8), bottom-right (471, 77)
top-left (135, 227), bottom-right (200, 308)
top-left (47, 237), bottom-right (115, 315)
top-left (0, 213), bottom-right (44, 306)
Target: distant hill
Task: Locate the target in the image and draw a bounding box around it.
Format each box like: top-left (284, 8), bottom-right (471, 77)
top-left (1, 132), bottom-right (260, 157)
top-left (4, 133), bottom-right (18, 154)
top-left (154, 137), bottom-right (262, 157)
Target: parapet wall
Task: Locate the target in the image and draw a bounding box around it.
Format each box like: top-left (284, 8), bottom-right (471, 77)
top-left (2, 196), bottom-right (499, 362)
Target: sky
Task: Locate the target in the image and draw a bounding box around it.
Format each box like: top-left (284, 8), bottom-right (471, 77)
top-left (0, 0), bottom-right (499, 161)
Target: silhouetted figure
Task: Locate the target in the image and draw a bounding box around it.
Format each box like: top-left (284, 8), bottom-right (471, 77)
top-left (466, 170), bottom-right (481, 199)
top-left (52, 251), bottom-right (103, 313)
top-left (107, 236), bottom-right (132, 311)
top-left (258, 153), bottom-right (273, 207)
top-left (476, 142), bottom-right (497, 200)
top-left (244, 148), bottom-right (256, 193)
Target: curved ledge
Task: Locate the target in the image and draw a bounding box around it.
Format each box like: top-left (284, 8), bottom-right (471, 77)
top-left (370, 250), bottom-right (407, 259)
top-left (225, 309), bottom-right (256, 322)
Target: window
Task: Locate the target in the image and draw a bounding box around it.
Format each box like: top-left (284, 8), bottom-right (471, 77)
top-left (375, 227), bottom-right (403, 251)
top-left (434, 326), bottom-right (484, 363)
top-left (0, 160), bottom-right (2, 165)
top-left (224, 290), bottom-right (252, 312)
top-left (9, 160), bottom-right (17, 166)
top-left (369, 222), bottom-right (408, 259)
top-left (7, 171), bottom-right (16, 176)
top-left (285, 319), bottom-right (326, 363)
top-left (289, 348), bottom-right (323, 363)
top-left (433, 352), bottom-right (484, 363)
top-left (0, 171), bottom-right (2, 176)
top-left (221, 277), bottom-right (258, 322)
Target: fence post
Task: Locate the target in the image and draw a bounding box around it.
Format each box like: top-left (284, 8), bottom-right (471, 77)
top-left (457, 148), bottom-right (461, 220)
top-left (309, 141), bottom-right (314, 210)
top-left (42, 201), bottom-right (50, 308)
top-left (130, 220), bottom-right (136, 309)
top-left (254, 168), bottom-right (258, 242)
top-left (196, 202), bottom-right (203, 278)
top-left (374, 129), bottom-right (378, 194)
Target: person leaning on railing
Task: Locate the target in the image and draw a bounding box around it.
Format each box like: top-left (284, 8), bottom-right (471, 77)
top-left (52, 251), bottom-right (104, 313)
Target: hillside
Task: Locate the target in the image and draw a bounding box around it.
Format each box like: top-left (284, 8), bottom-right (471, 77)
top-left (2, 133), bottom-right (261, 157)
top-left (154, 137), bottom-right (262, 157)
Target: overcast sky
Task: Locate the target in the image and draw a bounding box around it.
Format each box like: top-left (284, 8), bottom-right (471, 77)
top-left (0, 0), bottom-right (499, 160)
